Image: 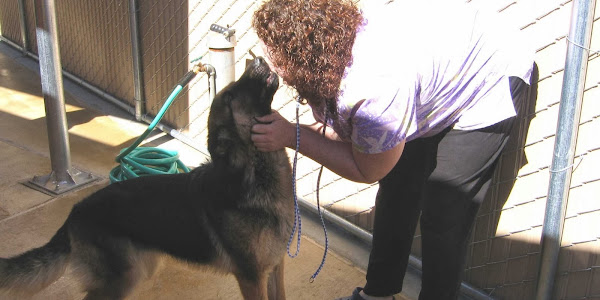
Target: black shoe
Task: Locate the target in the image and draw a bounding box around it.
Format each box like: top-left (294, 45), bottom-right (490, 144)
top-left (334, 287), bottom-right (396, 300)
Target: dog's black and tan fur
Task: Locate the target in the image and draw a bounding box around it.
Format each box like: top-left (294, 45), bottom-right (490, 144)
top-left (0, 57), bottom-right (293, 300)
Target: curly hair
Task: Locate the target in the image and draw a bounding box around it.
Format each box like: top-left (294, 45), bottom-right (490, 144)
top-left (252, 0), bottom-right (363, 113)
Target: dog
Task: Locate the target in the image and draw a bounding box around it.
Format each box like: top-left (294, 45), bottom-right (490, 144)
top-left (0, 57), bottom-right (293, 300)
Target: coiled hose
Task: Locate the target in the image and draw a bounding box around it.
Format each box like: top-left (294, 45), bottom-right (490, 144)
top-left (109, 64), bottom-right (204, 183)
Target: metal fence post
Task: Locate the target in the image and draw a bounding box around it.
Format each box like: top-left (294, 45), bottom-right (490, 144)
top-left (129, 0), bottom-right (144, 121)
top-left (17, 0), bottom-right (29, 54)
top-left (27, 0), bottom-right (97, 195)
top-left (535, 0), bottom-right (596, 298)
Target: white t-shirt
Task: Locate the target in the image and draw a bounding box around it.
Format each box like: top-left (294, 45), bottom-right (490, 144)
top-left (312, 0), bottom-right (534, 154)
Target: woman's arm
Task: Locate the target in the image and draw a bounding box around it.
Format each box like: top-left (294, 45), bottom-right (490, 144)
top-left (251, 111), bottom-right (404, 183)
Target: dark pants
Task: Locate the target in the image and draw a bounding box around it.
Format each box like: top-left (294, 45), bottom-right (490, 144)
top-left (363, 77), bottom-right (531, 299)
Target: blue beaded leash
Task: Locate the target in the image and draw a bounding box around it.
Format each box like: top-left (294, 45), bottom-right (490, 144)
top-left (287, 97), bottom-right (303, 259)
top-left (286, 96), bottom-right (329, 283)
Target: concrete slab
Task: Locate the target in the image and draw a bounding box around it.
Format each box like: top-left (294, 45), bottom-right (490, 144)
top-left (0, 179), bottom-right (367, 300)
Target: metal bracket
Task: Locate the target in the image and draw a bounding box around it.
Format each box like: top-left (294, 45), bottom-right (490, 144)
top-left (25, 168), bottom-right (98, 196)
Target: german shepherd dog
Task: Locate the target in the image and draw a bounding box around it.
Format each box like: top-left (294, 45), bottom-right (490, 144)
top-left (0, 57), bottom-right (293, 300)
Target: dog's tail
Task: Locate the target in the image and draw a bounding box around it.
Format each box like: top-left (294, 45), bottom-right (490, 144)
top-left (0, 224), bottom-right (71, 296)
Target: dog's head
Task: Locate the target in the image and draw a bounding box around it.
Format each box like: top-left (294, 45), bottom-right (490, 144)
top-left (207, 57), bottom-right (279, 166)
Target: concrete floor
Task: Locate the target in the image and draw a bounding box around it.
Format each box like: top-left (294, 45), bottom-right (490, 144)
top-left (0, 40), bottom-right (419, 299)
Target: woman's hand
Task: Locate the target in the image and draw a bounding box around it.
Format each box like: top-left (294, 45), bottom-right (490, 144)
top-left (251, 111), bottom-right (295, 152)
top-left (252, 110), bottom-right (405, 183)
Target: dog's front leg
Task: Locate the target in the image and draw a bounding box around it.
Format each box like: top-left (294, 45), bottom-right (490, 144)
top-left (236, 274), bottom-right (269, 300)
top-left (267, 259), bottom-right (286, 300)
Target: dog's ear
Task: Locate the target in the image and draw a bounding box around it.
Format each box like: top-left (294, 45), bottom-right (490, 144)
top-left (209, 126), bottom-right (247, 170)
top-left (209, 127), bottom-right (232, 158)
top-left (207, 90), bottom-right (234, 150)
top-left (221, 91), bottom-right (234, 104)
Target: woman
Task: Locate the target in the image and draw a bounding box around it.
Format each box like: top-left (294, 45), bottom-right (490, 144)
top-left (251, 0), bottom-right (535, 299)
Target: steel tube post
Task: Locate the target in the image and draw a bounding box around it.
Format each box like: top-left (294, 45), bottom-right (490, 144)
top-left (17, 0), bottom-right (29, 54)
top-left (28, 0), bottom-right (96, 195)
top-left (34, 0), bottom-right (70, 180)
top-left (128, 0), bottom-right (144, 121)
top-left (535, 0), bottom-right (596, 299)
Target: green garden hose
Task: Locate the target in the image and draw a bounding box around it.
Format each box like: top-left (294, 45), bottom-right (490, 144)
top-left (109, 64), bottom-right (203, 183)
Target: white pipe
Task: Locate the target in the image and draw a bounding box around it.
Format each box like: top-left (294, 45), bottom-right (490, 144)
top-left (208, 24), bottom-right (236, 93)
